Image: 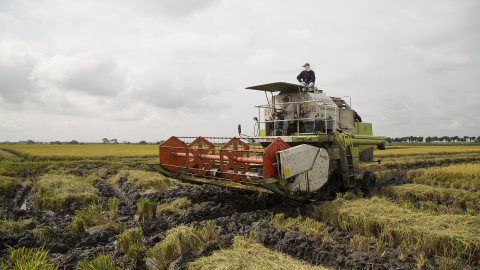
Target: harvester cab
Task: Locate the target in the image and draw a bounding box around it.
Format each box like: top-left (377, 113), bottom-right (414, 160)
top-left (150, 82), bottom-right (386, 201)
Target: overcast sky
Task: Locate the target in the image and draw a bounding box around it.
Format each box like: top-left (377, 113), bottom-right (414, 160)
top-left (1, 0), bottom-right (479, 143)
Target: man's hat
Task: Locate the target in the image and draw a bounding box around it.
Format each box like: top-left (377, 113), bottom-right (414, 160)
top-left (302, 63), bottom-right (310, 67)
top-left (282, 96), bottom-right (289, 100)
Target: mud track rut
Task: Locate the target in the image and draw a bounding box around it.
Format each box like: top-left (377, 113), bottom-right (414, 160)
top-left (0, 162), bottom-right (458, 270)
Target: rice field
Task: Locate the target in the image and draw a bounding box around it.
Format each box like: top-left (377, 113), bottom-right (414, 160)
top-left (2, 143), bottom-right (480, 268)
top-left (0, 144), bottom-right (159, 160)
top-left (375, 144), bottom-right (480, 157)
top-left (313, 196), bottom-right (480, 264)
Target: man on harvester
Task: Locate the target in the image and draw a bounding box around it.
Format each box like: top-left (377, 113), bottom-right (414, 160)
top-left (274, 96), bottom-right (296, 135)
top-left (297, 63), bottom-right (315, 90)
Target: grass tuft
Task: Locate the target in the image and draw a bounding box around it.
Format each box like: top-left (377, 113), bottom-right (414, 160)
top-left (0, 218), bottom-right (38, 233)
top-left (188, 233), bottom-right (328, 270)
top-left (65, 202), bottom-right (124, 233)
top-left (146, 220), bottom-right (221, 270)
top-left (34, 174), bottom-right (98, 210)
top-left (0, 176), bottom-right (19, 196)
top-left (137, 198), bottom-right (157, 221)
top-left (157, 197), bottom-right (193, 217)
top-left (117, 227), bottom-right (143, 264)
top-left (77, 253), bottom-right (119, 270)
top-left (269, 213), bottom-right (329, 245)
top-left (107, 169), bottom-right (172, 192)
top-left (108, 197), bottom-right (120, 220)
top-left (4, 246), bottom-right (57, 270)
top-left (32, 226), bottom-right (55, 240)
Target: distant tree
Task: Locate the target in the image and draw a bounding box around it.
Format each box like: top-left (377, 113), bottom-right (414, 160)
top-left (70, 140), bottom-right (79, 144)
top-left (26, 140), bottom-right (35, 145)
top-left (139, 140), bottom-right (147, 145)
top-left (111, 139), bottom-right (118, 144)
top-left (102, 138), bottom-right (109, 144)
top-left (416, 137), bottom-right (423, 143)
top-left (476, 136), bottom-right (480, 143)
top-left (452, 136), bottom-right (459, 143)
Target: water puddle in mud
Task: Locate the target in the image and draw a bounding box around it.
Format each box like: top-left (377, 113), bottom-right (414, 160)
top-left (20, 200), bottom-right (27, 210)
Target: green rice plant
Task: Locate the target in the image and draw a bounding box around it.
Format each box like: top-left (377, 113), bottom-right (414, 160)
top-left (269, 213), bottom-right (329, 245)
top-left (336, 190), bottom-right (357, 200)
top-left (0, 218), bottom-right (38, 233)
top-left (399, 241), bottom-right (408, 261)
top-left (108, 197), bottom-right (120, 220)
top-left (117, 227), bottom-right (143, 264)
top-left (381, 184), bottom-right (480, 215)
top-left (349, 234), bottom-right (359, 251)
top-left (65, 203), bottom-right (111, 233)
top-left (4, 246), bottom-right (57, 270)
top-left (157, 197), bottom-right (192, 217)
top-left (349, 234), bottom-right (370, 252)
top-left (0, 176), bottom-right (18, 196)
top-left (406, 163), bottom-right (480, 190)
top-left (374, 169), bottom-right (398, 180)
top-left (146, 220), bottom-right (221, 270)
top-left (359, 235), bottom-right (369, 252)
top-left (0, 160), bottom-right (58, 177)
top-left (313, 196), bottom-right (480, 264)
top-left (0, 144), bottom-right (159, 161)
top-left (137, 198), bottom-right (158, 221)
top-left (188, 234), bottom-right (328, 270)
top-left (375, 145), bottom-right (480, 158)
top-left (34, 174), bottom-right (99, 210)
top-left (364, 148), bottom-right (480, 171)
top-left (376, 238), bottom-right (387, 257)
top-left (77, 253), bottom-right (120, 270)
top-left (106, 169), bottom-right (172, 192)
top-left (0, 149), bottom-right (24, 162)
top-left (33, 187), bottom-right (66, 211)
top-left (438, 205), bottom-right (448, 214)
top-left (416, 251), bottom-right (427, 269)
top-left (32, 226), bottom-right (55, 240)
top-left (438, 258), bottom-right (461, 270)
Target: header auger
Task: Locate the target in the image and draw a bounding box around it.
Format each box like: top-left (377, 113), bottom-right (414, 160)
top-left (149, 82), bottom-right (386, 201)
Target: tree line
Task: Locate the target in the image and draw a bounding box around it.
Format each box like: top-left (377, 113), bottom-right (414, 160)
top-left (2, 139), bottom-right (165, 145)
top-left (387, 136), bottom-right (480, 144)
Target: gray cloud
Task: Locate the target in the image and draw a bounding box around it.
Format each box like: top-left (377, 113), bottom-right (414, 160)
top-left (0, 34), bottom-right (42, 103)
top-left (113, 0), bottom-right (220, 17)
top-left (0, 0), bottom-right (479, 142)
top-left (30, 52), bottom-right (127, 97)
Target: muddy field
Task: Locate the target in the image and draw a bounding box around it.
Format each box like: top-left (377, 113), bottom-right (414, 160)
top-left (0, 156), bottom-right (478, 269)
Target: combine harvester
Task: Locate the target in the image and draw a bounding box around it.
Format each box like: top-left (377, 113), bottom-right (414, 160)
top-left (150, 82), bottom-right (386, 200)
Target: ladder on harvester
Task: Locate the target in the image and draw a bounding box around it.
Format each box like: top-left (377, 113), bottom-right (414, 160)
top-left (336, 136), bottom-right (356, 188)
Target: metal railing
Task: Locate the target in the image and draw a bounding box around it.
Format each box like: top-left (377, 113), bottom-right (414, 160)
top-left (254, 99), bottom-right (338, 136)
